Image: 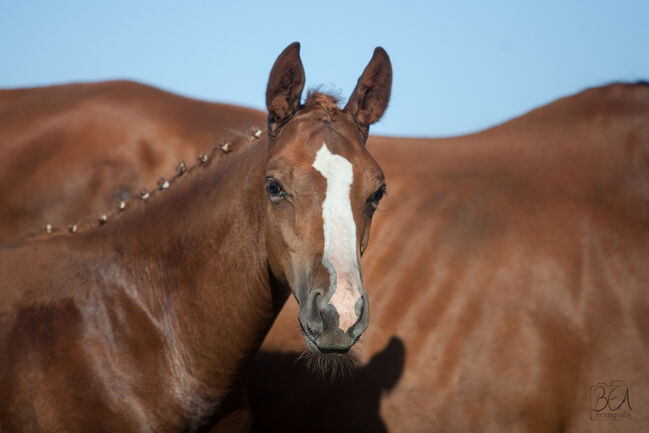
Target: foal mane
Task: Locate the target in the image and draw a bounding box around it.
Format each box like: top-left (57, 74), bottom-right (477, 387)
top-left (39, 126), bottom-right (265, 238)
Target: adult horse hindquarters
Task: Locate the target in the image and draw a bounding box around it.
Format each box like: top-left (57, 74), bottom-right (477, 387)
top-left (0, 43), bottom-right (391, 432)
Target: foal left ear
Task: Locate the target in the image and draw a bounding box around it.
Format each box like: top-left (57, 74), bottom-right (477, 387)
top-left (266, 42), bottom-right (306, 136)
top-left (344, 47), bottom-right (392, 131)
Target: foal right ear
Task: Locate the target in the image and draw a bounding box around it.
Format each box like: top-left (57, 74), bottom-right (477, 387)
top-left (266, 42), bottom-right (305, 136)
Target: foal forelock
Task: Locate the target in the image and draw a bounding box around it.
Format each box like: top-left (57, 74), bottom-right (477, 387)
top-left (312, 143), bottom-right (363, 332)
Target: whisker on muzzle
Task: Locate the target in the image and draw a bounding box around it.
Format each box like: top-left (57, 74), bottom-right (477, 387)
top-left (295, 347), bottom-right (359, 381)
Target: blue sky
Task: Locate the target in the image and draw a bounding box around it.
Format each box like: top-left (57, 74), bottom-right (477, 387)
top-left (1, 1), bottom-right (647, 137)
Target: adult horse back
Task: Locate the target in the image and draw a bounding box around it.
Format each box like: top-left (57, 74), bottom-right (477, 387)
top-left (251, 83), bottom-right (649, 432)
top-left (0, 80), bottom-right (266, 243)
top-left (0, 43), bottom-right (392, 432)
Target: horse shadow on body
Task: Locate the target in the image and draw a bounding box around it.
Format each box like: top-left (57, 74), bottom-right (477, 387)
top-left (248, 336), bottom-right (405, 433)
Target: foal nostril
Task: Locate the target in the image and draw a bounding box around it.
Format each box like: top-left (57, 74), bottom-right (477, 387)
top-left (350, 318), bottom-right (367, 339)
top-left (305, 323), bottom-right (318, 338)
top-left (355, 297), bottom-right (364, 321)
top-left (304, 289), bottom-right (325, 336)
top-left (348, 296), bottom-right (368, 339)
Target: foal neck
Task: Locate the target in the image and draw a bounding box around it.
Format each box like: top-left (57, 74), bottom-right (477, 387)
top-left (99, 138), bottom-right (285, 405)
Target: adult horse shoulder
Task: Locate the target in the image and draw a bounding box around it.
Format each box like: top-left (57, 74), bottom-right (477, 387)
top-left (0, 43), bottom-right (392, 432)
top-left (0, 80), bottom-right (266, 243)
top-left (250, 82), bottom-right (649, 433)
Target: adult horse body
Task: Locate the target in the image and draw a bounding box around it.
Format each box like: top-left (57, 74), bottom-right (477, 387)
top-left (0, 80), bottom-right (265, 243)
top-left (251, 82), bottom-right (649, 432)
top-left (0, 44), bottom-right (392, 432)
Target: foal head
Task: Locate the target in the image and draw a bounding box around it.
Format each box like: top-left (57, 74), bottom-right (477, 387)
top-left (263, 43), bottom-right (391, 354)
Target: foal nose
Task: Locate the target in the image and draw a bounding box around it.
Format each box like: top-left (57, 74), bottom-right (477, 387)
top-left (302, 288), bottom-right (367, 352)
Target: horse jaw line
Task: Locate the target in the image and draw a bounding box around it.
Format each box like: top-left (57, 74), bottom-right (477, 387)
top-left (312, 142), bottom-right (362, 333)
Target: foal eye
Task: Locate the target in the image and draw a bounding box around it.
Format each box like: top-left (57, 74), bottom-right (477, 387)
top-left (265, 178), bottom-right (286, 199)
top-left (370, 185), bottom-right (387, 208)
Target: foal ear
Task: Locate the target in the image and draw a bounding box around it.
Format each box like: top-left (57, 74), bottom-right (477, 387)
top-left (344, 47), bottom-right (392, 130)
top-left (266, 42), bottom-right (305, 136)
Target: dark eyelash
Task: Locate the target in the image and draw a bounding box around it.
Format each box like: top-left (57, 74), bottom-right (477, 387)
top-left (265, 178), bottom-right (287, 199)
top-left (372, 185), bottom-right (387, 202)
top-left (368, 185), bottom-right (387, 213)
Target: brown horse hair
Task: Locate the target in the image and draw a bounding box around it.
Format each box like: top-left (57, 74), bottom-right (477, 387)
top-left (38, 126), bottom-right (265, 237)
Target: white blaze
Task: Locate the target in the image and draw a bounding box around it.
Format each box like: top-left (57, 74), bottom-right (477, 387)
top-left (312, 142), bottom-right (362, 332)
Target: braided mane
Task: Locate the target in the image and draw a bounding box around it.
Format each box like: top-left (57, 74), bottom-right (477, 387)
top-left (41, 126), bottom-right (265, 237)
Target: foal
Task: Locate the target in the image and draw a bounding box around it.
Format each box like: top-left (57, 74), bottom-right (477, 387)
top-left (0, 43), bottom-right (391, 432)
